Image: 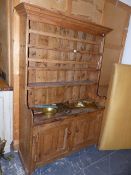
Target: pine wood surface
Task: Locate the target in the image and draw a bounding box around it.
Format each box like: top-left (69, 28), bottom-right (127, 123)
top-left (15, 2), bottom-right (112, 36)
top-left (33, 107), bottom-right (104, 126)
top-left (0, 79), bottom-right (10, 90)
top-left (100, 0), bottom-right (131, 87)
top-left (16, 2), bottom-right (111, 174)
top-left (26, 17), bottom-right (106, 106)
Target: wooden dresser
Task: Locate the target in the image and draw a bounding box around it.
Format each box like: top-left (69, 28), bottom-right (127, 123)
top-left (15, 3), bottom-right (112, 174)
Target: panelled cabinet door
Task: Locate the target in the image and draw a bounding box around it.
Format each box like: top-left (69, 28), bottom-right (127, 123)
top-left (36, 120), bottom-right (71, 163)
top-left (71, 113), bottom-right (102, 151)
top-left (87, 113), bottom-right (102, 143)
top-left (71, 116), bottom-right (90, 150)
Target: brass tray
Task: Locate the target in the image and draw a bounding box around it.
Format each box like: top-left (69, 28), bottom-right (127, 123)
top-left (65, 100), bottom-right (97, 109)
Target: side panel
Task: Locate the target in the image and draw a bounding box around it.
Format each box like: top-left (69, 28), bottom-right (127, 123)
top-left (19, 16), bottom-right (34, 173)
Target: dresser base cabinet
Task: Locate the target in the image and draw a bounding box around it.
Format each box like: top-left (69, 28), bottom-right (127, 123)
top-left (28, 111), bottom-right (103, 173)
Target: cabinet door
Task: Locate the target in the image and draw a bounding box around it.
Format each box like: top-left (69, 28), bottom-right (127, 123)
top-left (36, 120), bottom-right (71, 163)
top-left (71, 112), bottom-right (102, 151)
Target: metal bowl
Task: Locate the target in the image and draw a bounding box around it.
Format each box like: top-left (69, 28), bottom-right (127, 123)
top-left (66, 100), bottom-right (97, 109)
top-left (43, 107), bottom-right (58, 116)
top-left (66, 101), bottom-right (86, 109)
top-left (82, 100), bottom-right (97, 108)
top-left (74, 101), bottom-right (85, 108)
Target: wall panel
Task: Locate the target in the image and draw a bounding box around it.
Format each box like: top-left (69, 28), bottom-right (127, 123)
top-left (0, 1), bottom-right (8, 82)
top-left (99, 0), bottom-right (130, 96)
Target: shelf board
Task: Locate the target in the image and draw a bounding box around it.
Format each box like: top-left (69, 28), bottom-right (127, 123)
top-left (28, 58), bottom-right (99, 65)
top-left (28, 44), bottom-right (102, 55)
top-left (32, 107), bottom-right (103, 125)
top-left (27, 80), bottom-right (97, 89)
top-left (28, 67), bottom-right (100, 71)
top-left (29, 29), bottom-right (100, 46)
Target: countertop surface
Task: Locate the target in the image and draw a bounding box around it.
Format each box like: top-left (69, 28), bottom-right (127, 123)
top-left (0, 78), bottom-right (13, 91)
top-left (32, 104), bottom-right (104, 125)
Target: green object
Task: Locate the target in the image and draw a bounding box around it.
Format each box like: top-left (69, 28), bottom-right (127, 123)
top-left (0, 138), bottom-right (14, 174)
top-left (0, 164), bottom-right (3, 175)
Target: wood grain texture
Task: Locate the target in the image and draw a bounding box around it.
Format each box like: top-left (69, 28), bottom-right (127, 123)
top-left (0, 1), bottom-right (9, 82)
top-left (20, 0), bottom-right (105, 24)
top-left (33, 111), bottom-right (103, 169)
top-left (99, 0), bottom-right (130, 88)
top-left (13, 8), bottom-right (20, 148)
top-left (106, 0), bottom-right (131, 13)
top-left (71, 0), bottom-right (105, 24)
top-left (13, 0), bottom-right (106, 148)
top-left (16, 2), bottom-right (109, 174)
top-left (15, 2), bottom-right (112, 36)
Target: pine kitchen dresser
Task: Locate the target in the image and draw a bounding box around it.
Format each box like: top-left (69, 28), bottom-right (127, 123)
top-left (15, 3), bottom-right (112, 174)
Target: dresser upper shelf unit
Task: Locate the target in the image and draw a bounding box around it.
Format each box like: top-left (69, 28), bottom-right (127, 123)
top-left (15, 2), bottom-right (112, 36)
